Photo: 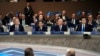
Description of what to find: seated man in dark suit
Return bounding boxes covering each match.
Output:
[34,21,47,31]
[69,13,79,28]
[19,14,26,26]
[10,17,24,32]
[76,18,93,32]
[87,14,97,27]
[51,19,67,31]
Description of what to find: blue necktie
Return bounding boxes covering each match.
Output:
[82,24,85,31]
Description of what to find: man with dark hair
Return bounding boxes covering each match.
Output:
[24,48,34,56]
[76,17,93,32]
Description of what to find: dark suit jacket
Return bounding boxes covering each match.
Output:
[87,20,97,27]
[76,24,93,32]
[68,18,79,27]
[35,25,47,31]
[19,19,26,25]
[24,6,34,25]
[60,15,69,22]
[10,24,24,32]
[0,27,4,32]
[51,25,67,31]
[24,6,33,18]
[3,16,12,25]
[0,18,6,26]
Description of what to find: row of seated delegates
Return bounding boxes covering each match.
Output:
[8,16,95,32]
[12,16,68,32]
[0,11,99,32]
[16,14,95,32]
[0,14,96,32]
[6,10,95,27]
[32,18,67,32]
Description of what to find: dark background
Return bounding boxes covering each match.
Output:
[0,0,99,18]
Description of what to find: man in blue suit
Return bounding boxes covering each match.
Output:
[76,18,93,32]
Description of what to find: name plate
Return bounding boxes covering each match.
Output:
[70,31,83,35]
[91,32,100,35]
[14,32,27,35]
[32,31,44,34]
[51,31,64,34]
[0,32,9,35]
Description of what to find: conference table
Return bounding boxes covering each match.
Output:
[0,31,100,53]
[0,31,100,35]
